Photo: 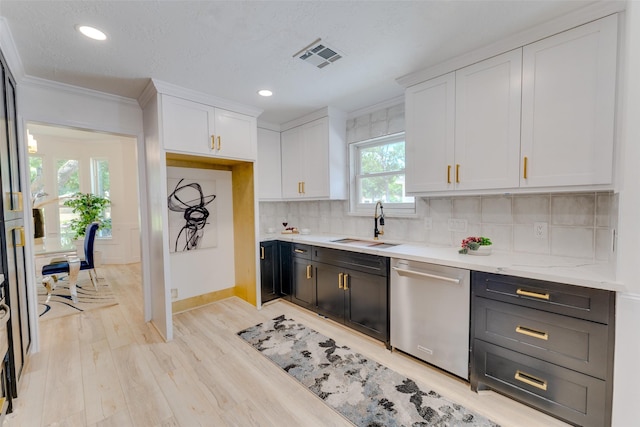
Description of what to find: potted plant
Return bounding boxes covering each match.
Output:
[63,192,111,241]
[459,236,492,255]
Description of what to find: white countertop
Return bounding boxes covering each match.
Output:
[262,233,623,292]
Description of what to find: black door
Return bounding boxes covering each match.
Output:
[315,262,346,323]
[291,257,314,309]
[344,269,388,343]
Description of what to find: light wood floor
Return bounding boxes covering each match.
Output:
[5,264,570,427]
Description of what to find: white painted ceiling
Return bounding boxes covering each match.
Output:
[1,0,597,125]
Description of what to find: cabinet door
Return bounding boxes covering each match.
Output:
[344,269,388,343]
[315,262,346,323]
[291,257,315,309]
[405,72,455,193]
[161,96,214,155]
[260,242,278,304]
[278,241,292,298]
[1,64,23,221]
[280,126,304,198]
[455,49,522,191]
[521,15,617,188]
[301,117,330,198]
[213,108,257,161]
[257,128,282,200]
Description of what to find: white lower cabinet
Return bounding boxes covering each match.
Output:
[161,95,256,161]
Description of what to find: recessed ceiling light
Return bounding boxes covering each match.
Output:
[258,89,273,97]
[76,25,107,41]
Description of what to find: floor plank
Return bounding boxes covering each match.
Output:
[5,263,570,427]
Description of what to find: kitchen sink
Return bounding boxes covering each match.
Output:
[331,238,399,249]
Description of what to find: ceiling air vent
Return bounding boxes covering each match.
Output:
[294,38,343,69]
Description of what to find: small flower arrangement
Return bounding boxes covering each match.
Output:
[459,236,492,254]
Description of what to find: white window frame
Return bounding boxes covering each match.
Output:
[349,132,415,215]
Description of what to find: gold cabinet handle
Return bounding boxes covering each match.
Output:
[217,136,221,151]
[514,370,547,391]
[516,325,549,341]
[301,181,305,194]
[260,246,265,260]
[6,192,23,211]
[447,165,451,184]
[338,272,344,289]
[455,164,460,183]
[10,226,25,248]
[294,248,305,254]
[297,182,302,194]
[210,135,215,150]
[343,274,349,290]
[516,288,550,301]
[523,156,528,179]
[306,264,312,279]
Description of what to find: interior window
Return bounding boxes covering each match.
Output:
[91,158,112,237]
[57,158,80,244]
[350,132,415,214]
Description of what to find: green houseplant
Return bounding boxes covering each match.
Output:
[63,192,111,240]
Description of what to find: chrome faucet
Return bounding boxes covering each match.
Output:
[374,201,385,240]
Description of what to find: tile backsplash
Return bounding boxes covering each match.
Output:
[259,191,617,261]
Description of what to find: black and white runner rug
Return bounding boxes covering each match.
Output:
[238,315,499,427]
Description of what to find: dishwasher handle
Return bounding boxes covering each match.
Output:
[392,266,461,284]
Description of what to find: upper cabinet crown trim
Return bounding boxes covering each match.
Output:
[396,2,624,89]
[280,106,346,132]
[139,78,263,118]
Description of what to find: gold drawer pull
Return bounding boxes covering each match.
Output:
[260,246,265,260]
[343,274,349,290]
[516,325,548,341]
[210,135,215,150]
[338,273,344,289]
[306,264,312,279]
[523,156,528,179]
[447,165,451,184]
[516,288,550,300]
[294,249,306,254]
[217,136,221,150]
[455,164,460,183]
[514,370,548,391]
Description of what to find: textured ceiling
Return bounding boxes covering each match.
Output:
[1,0,597,125]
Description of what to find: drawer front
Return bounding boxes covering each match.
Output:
[313,246,388,276]
[292,243,312,260]
[472,340,608,427]
[472,271,613,323]
[473,297,609,379]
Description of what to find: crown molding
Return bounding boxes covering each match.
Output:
[257,121,281,132]
[143,79,263,118]
[397,1,626,88]
[21,75,140,107]
[347,95,404,120]
[0,17,26,81]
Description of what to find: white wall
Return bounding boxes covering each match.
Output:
[29,129,139,264]
[611,2,640,425]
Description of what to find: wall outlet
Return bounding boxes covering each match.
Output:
[448,218,468,232]
[534,222,548,239]
[424,217,432,230]
[171,288,178,299]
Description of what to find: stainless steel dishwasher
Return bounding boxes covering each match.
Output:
[390,258,471,380]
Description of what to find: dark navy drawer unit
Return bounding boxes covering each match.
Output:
[471,271,615,427]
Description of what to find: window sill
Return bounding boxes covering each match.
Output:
[347,211,419,219]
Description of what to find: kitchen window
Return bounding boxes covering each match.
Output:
[350,132,415,214]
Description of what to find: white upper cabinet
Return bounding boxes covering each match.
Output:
[521,15,617,188]
[280,111,347,200]
[405,72,455,193]
[404,14,618,195]
[455,49,522,191]
[161,95,257,161]
[257,127,282,200]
